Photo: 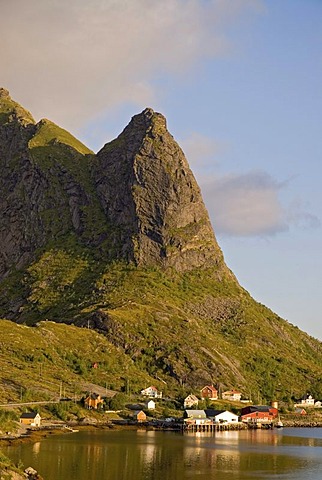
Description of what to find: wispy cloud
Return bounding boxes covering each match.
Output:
[202,171,320,237]
[181,131,320,237]
[202,171,287,236]
[0,0,263,132]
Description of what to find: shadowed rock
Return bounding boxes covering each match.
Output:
[95,108,224,271]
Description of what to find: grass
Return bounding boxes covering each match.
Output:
[0,319,159,405]
[28,118,93,155]
[3,249,322,406]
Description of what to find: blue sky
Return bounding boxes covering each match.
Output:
[1,0,321,338]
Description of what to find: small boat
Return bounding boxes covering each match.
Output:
[276,419,283,428]
[64,426,79,433]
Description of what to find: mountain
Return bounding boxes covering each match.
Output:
[1,87,322,403]
[94,107,224,271]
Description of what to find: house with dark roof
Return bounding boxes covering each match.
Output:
[133,410,147,423]
[19,412,41,427]
[294,407,307,415]
[205,409,239,424]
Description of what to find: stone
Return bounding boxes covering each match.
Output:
[95,108,225,271]
[0,87,10,98]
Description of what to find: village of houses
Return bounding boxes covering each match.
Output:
[16,382,322,434]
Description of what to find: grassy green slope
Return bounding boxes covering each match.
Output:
[0,319,155,404]
[2,241,322,405]
[29,118,93,155]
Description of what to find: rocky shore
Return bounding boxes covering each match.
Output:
[0,464,43,480]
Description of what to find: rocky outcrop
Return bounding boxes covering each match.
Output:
[24,466,43,480]
[0,90,99,282]
[0,466,43,480]
[95,108,224,271]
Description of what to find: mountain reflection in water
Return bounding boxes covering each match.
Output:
[4,428,322,480]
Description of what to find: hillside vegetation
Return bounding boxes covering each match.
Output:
[1,88,322,406]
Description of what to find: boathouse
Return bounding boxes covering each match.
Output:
[241,405,278,424]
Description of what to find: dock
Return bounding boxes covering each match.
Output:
[183,422,246,432]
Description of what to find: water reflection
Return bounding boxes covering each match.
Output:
[4,428,322,480]
[32,442,41,455]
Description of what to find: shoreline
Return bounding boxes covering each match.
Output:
[0,421,139,447]
[2,418,322,448]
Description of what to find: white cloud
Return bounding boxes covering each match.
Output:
[0,0,263,132]
[180,130,320,237]
[200,171,320,237]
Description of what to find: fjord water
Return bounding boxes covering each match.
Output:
[4,428,322,480]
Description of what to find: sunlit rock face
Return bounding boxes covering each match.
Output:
[95,107,224,271]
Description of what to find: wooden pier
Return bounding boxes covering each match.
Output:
[183,423,246,432]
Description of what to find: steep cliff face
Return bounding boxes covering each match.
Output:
[0,88,101,283]
[0,87,40,279]
[94,108,224,271]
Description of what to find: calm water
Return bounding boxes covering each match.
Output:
[4,427,322,480]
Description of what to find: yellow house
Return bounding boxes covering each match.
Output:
[19,412,41,427]
[133,410,147,423]
[84,393,104,409]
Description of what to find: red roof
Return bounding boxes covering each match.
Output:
[201,385,217,393]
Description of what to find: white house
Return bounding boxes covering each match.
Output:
[205,409,239,424]
[295,394,315,408]
[145,400,156,410]
[222,390,242,402]
[140,386,162,398]
[184,410,211,425]
[184,394,199,409]
[301,394,315,406]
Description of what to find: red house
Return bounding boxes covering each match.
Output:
[241,405,278,423]
[200,385,218,400]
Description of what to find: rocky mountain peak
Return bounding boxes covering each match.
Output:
[128,107,167,133]
[95,108,225,271]
[0,88,35,126]
[0,87,10,99]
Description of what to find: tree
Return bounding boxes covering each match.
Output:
[109,393,127,410]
